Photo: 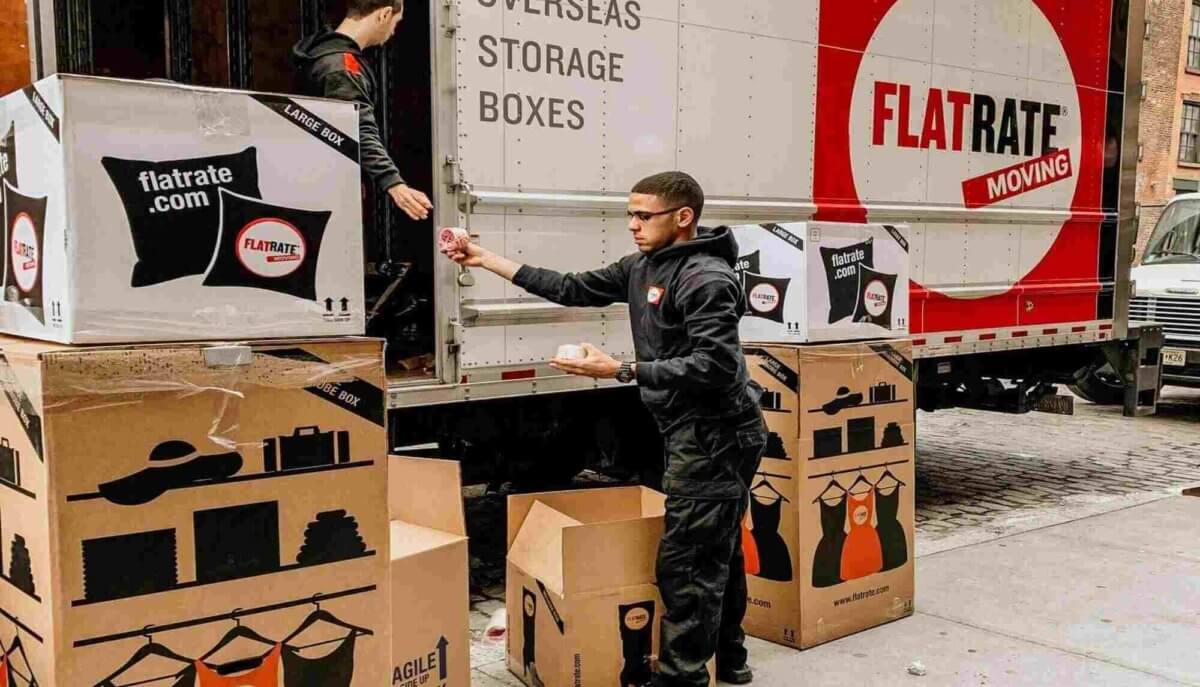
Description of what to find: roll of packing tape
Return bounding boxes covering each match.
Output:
[556,344,586,360]
[438,227,470,253]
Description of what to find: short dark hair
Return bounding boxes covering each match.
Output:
[631,171,704,225]
[348,0,404,17]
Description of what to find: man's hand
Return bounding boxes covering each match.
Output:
[443,240,487,268]
[550,343,622,379]
[389,184,433,221]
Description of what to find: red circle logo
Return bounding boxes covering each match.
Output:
[235,219,307,278]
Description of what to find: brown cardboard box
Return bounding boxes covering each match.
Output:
[505,487,716,687]
[389,456,471,687]
[742,341,916,649]
[0,335,390,685]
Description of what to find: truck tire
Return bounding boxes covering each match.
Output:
[1068,363,1125,406]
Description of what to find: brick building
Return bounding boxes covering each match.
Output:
[1136,0,1200,257]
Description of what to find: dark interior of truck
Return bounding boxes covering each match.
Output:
[65,0,438,382]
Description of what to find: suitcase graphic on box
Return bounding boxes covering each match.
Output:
[870,382,896,404]
[262,426,351,472]
[0,437,19,486]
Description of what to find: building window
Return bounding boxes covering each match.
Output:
[1192,1,1200,71]
[1181,102,1200,164]
[1174,178,1200,194]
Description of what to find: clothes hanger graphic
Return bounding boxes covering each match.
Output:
[199,611,276,662]
[875,465,906,489]
[750,473,791,503]
[283,596,374,649]
[95,627,193,686]
[848,469,874,496]
[812,478,847,504]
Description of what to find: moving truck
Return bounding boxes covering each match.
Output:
[6,0,1160,480]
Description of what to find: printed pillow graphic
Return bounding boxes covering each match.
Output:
[820,239,874,324]
[203,188,331,301]
[734,250,761,284]
[1,123,17,285]
[101,147,261,287]
[3,181,47,323]
[1,123,16,189]
[854,265,897,327]
[743,271,791,323]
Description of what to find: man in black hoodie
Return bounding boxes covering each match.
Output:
[292,0,432,221]
[444,171,767,687]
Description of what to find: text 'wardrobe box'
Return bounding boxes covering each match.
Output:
[505,487,715,687]
[389,456,471,687]
[730,222,910,344]
[0,74,365,343]
[0,335,390,685]
[742,341,916,649]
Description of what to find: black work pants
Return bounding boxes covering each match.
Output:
[655,404,767,687]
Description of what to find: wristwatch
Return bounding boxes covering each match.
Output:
[616,362,636,384]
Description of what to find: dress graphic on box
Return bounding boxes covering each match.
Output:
[812,495,847,588]
[192,644,281,686]
[522,588,537,674]
[748,497,792,582]
[282,633,356,686]
[840,491,883,581]
[741,517,760,576]
[618,601,655,687]
[875,485,908,571]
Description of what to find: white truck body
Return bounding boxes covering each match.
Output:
[394,0,1142,407]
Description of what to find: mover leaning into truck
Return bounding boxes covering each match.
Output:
[292,0,433,222]
[443,171,769,687]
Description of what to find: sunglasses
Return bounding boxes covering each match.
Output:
[626,206,686,222]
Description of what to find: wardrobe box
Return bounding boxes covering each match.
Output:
[730,222,910,344]
[0,335,390,685]
[505,487,717,687]
[741,340,916,649]
[0,74,365,343]
[389,456,470,687]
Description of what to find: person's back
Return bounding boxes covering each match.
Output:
[291,0,432,222]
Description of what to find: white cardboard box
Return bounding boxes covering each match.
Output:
[0,74,365,343]
[730,222,910,344]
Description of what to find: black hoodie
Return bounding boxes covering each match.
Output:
[513,226,754,430]
[292,29,405,191]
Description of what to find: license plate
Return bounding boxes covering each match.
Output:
[1164,348,1187,367]
[1035,394,1074,416]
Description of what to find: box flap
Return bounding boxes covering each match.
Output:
[388,456,466,535]
[506,486,658,551]
[390,520,466,560]
[507,501,582,596]
[562,516,665,594]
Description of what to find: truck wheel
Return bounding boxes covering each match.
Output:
[1068,363,1125,406]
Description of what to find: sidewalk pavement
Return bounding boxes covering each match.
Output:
[472,495,1200,686]
[747,495,1200,686]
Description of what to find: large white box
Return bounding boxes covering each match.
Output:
[730,222,910,344]
[0,75,365,343]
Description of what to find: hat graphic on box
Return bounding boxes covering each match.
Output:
[97,440,243,506]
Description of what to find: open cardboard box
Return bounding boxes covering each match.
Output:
[389,456,471,687]
[506,486,714,687]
